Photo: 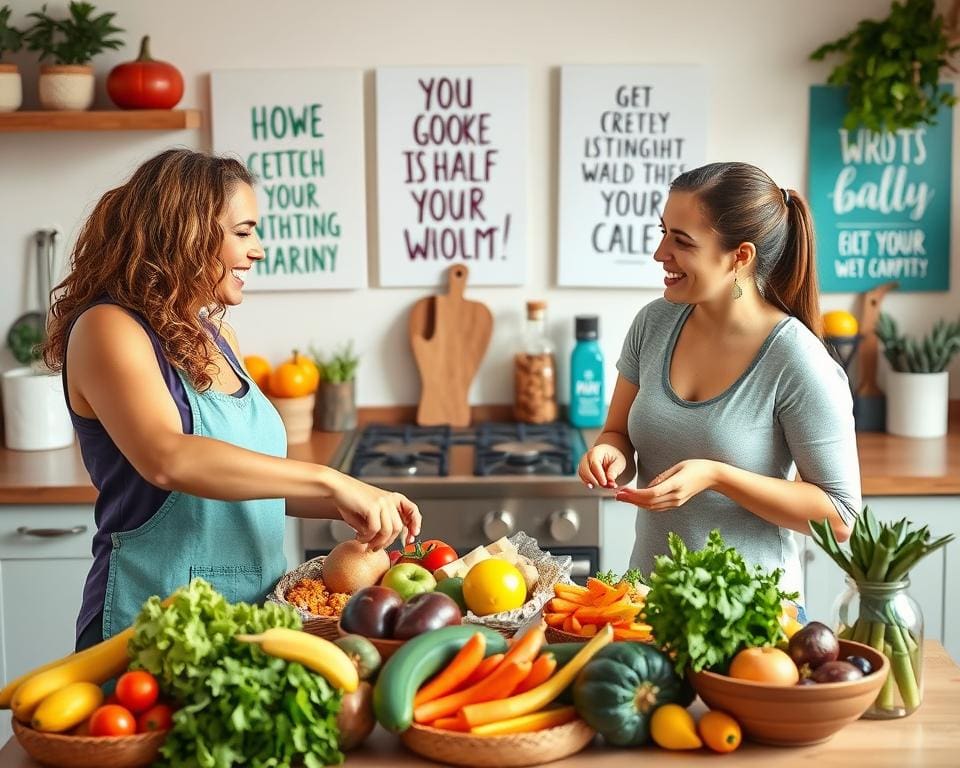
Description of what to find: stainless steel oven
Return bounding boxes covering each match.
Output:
[300,421,601,583]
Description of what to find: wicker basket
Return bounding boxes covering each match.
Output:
[400,719,596,767]
[13,718,167,768]
[545,625,588,644]
[269,556,341,640]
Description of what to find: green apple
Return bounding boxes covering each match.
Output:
[435,576,467,614]
[380,563,436,600]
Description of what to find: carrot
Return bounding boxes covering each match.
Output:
[547,598,582,613]
[578,623,597,637]
[457,653,504,689]
[414,632,486,707]
[501,622,545,666]
[431,714,470,731]
[513,653,557,694]
[585,577,614,598]
[414,660,532,724]
[554,584,593,604]
[543,612,569,628]
[596,581,630,607]
[470,706,578,736]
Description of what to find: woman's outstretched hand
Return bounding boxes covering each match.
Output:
[615,459,719,510]
[578,443,627,489]
[329,473,422,550]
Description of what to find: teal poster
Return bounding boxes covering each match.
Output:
[808,85,952,293]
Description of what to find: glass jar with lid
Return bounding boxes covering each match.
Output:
[513,300,557,423]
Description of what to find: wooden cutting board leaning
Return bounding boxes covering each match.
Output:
[408,265,493,427]
[854,281,897,432]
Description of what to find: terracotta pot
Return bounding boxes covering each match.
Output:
[39,64,95,111]
[314,380,357,432]
[0,63,22,112]
[268,393,316,445]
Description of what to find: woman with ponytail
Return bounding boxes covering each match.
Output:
[578,162,861,608]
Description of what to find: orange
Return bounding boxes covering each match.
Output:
[268,362,313,398]
[728,646,799,685]
[822,310,859,337]
[698,710,741,753]
[243,355,272,391]
[462,559,527,616]
[282,350,320,392]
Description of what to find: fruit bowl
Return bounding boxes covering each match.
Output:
[12,718,168,768]
[688,639,889,746]
[336,621,405,660]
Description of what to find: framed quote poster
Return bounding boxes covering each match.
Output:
[211,68,367,290]
[809,84,952,293]
[557,64,708,287]
[376,66,528,286]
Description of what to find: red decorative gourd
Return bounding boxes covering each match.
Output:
[107,36,184,110]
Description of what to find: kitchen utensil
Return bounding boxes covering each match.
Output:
[688,639,888,746]
[409,265,493,427]
[6,230,56,365]
[853,281,897,432]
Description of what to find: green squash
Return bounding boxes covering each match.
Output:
[572,642,694,747]
[334,634,382,682]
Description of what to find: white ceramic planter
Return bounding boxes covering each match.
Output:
[0,64,22,112]
[885,370,949,438]
[1,368,74,451]
[38,64,94,111]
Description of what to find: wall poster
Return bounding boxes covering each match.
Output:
[376,66,528,287]
[809,84,952,293]
[211,68,367,290]
[557,64,708,287]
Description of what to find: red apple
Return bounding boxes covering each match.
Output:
[380,563,436,601]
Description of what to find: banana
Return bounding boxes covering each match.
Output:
[11,627,133,723]
[31,682,104,733]
[0,651,84,709]
[236,628,359,692]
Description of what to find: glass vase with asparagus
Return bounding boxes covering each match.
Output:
[809,506,954,718]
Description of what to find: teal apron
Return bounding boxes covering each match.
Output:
[101,348,288,638]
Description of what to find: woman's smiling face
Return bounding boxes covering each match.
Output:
[654,190,740,304]
[215,182,263,306]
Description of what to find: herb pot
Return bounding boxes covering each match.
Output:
[885,370,949,438]
[268,392,315,445]
[835,578,923,718]
[314,379,356,432]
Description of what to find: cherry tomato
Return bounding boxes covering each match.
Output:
[115,670,159,714]
[421,545,458,572]
[137,703,174,733]
[401,540,458,572]
[89,704,137,737]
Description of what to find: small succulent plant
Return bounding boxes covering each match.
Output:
[876,313,960,373]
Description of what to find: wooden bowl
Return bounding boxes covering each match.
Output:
[400,719,596,767]
[336,621,405,660]
[13,718,168,768]
[688,639,889,746]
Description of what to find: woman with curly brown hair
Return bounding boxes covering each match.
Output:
[44,149,421,650]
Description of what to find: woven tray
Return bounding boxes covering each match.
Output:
[13,718,167,768]
[400,719,596,767]
[269,556,340,639]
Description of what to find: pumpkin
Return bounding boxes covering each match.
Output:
[572,642,694,747]
[107,36,184,110]
[281,350,321,392]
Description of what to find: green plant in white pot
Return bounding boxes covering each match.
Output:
[24,1,124,110]
[876,313,960,438]
[0,6,24,111]
[310,341,359,432]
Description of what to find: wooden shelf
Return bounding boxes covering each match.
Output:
[0,109,202,132]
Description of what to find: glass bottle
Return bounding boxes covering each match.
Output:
[514,300,557,423]
[834,578,923,718]
[569,315,606,428]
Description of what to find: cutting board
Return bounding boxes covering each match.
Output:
[854,281,897,431]
[409,265,493,427]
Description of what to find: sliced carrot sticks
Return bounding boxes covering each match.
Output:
[414,632,486,707]
[469,706,578,736]
[457,653,504,690]
[413,660,532,724]
[513,653,557,695]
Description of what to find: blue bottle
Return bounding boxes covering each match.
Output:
[569,315,606,428]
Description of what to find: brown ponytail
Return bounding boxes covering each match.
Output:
[671,163,824,340]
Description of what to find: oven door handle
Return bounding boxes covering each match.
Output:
[569,559,593,578]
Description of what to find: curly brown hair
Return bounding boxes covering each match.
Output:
[43,149,254,392]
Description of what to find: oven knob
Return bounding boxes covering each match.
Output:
[328,520,356,544]
[549,509,580,542]
[482,510,515,541]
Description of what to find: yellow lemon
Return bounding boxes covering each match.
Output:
[462,559,527,616]
[650,703,702,750]
[822,310,859,337]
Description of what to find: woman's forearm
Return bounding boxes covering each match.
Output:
[285,496,341,519]
[711,462,851,542]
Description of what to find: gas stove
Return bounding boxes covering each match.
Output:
[301,420,601,583]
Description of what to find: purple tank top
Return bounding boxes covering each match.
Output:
[65,300,247,638]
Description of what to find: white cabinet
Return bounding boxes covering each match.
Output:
[0,505,95,743]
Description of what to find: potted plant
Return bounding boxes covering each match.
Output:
[810,0,959,131]
[24,1,124,111]
[310,341,359,432]
[0,5,23,111]
[876,312,960,438]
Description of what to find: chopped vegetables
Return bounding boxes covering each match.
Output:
[544,579,651,641]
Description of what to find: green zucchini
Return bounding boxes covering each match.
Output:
[372,624,508,733]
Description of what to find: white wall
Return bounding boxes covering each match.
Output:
[2,0,959,404]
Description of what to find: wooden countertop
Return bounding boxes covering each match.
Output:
[1,641,957,767]
[0,404,958,505]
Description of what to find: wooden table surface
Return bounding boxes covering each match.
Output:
[1,642,958,767]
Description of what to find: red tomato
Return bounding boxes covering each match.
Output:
[89,704,137,737]
[137,703,174,733]
[115,670,159,714]
[421,545,458,572]
[106,36,184,109]
[401,540,458,572]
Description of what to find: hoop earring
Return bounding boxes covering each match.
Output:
[732,266,743,300]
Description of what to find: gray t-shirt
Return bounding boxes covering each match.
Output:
[616,298,862,601]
